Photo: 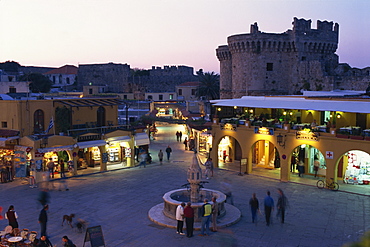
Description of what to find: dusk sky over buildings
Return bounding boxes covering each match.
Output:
[0,0,368,73]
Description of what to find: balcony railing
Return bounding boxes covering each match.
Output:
[67,124,131,138]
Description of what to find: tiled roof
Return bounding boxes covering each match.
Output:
[44,65,78,75]
[0,129,19,137]
[177,81,200,87]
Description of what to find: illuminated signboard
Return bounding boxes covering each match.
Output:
[254,127,274,135]
[221,123,236,131]
[296,130,319,141]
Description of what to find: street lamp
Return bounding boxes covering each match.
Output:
[277,134,286,148]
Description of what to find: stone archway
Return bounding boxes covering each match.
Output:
[337,150,370,185]
[250,140,279,171]
[216,135,242,169]
[290,144,326,178]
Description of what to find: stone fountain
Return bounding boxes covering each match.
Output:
[149,153,241,228]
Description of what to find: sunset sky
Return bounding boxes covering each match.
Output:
[0,0,368,73]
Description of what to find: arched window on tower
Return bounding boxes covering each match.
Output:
[34,109,45,134]
[97,106,106,127]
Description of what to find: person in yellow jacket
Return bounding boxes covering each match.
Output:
[199,199,212,236]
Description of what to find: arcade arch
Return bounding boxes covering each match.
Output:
[251,140,280,170]
[338,150,370,185]
[217,136,242,164]
[290,144,326,177]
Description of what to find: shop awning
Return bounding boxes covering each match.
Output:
[106,136,131,143]
[0,136,20,147]
[15,145,33,152]
[211,96,370,114]
[200,132,212,137]
[77,140,107,149]
[134,133,150,146]
[37,145,74,153]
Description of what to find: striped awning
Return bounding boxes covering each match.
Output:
[77,140,107,149]
[37,145,74,153]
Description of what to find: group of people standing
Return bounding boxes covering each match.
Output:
[249,189,288,226]
[175,197,219,238]
[46,158,67,179]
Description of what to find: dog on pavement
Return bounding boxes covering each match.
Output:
[62,214,75,228]
[75,218,87,233]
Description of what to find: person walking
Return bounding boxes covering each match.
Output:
[175,131,180,142]
[184,202,194,238]
[165,145,172,161]
[158,150,164,165]
[183,137,188,150]
[211,197,218,232]
[204,158,212,179]
[221,178,234,205]
[62,235,75,247]
[298,160,304,177]
[314,158,320,177]
[175,202,185,235]
[59,159,66,178]
[38,204,49,237]
[276,188,288,224]
[46,158,55,179]
[249,193,260,224]
[139,151,147,168]
[264,191,274,226]
[199,199,212,236]
[5,205,19,229]
[38,188,50,206]
[179,131,183,142]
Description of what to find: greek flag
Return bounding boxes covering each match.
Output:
[45,117,54,133]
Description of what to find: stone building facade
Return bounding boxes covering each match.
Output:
[77,63,197,96]
[142,65,198,93]
[77,62,131,93]
[216,17,370,99]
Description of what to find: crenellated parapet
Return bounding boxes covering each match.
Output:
[216,45,232,61]
[215,17,347,96]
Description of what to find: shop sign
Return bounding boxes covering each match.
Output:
[35,151,44,158]
[326,151,334,159]
[102,153,108,163]
[221,123,236,131]
[254,127,274,135]
[125,148,132,158]
[296,130,319,141]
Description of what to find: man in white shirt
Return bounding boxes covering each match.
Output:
[176,202,185,235]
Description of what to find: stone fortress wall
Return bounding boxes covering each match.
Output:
[77,63,197,94]
[216,17,370,99]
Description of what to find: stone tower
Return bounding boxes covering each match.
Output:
[216,17,340,98]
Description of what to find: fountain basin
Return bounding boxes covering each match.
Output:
[163,188,226,222]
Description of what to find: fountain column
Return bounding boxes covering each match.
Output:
[187,153,203,203]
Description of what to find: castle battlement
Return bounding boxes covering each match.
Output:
[223,17,338,55]
[215,17,348,98]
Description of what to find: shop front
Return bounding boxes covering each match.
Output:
[37,145,74,174]
[193,130,213,158]
[0,147,15,183]
[290,144,326,177]
[104,130,135,168]
[106,135,131,167]
[77,140,107,168]
[341,150,370,185]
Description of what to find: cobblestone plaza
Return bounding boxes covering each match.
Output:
[1,124,369,247]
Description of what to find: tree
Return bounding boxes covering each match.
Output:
[0,61,21,72]
[55,106,71,133]
[195,71,220,100]
[19,73,52,93]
